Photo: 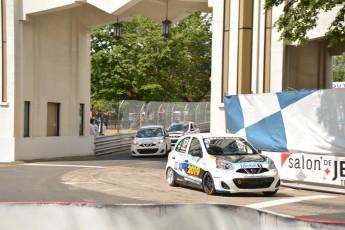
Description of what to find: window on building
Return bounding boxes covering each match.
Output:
[79,104,84,136]
[47,102,60,136]
[24,101,30,137]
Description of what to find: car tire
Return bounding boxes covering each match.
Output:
[164,144,169,156]
[166,167,178,187]
[263,189,278,196]
[202,172,216,195]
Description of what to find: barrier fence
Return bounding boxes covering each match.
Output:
[91,100,210,134]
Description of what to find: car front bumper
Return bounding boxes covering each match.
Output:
[212,169,280,194]
[131,143,167,156]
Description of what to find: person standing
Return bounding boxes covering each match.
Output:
[90,118,99,137]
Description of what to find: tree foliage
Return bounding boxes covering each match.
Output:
[333,53,345,82]
[90,12,212,107]
[264,0,345,46]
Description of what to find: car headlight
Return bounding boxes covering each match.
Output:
[158,139,165,144]
[268,158,276,169]
[216,159,235,170]
[132,140,138,145]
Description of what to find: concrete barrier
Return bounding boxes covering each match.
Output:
[0,203,343,230]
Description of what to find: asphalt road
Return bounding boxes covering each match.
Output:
[1,152,345,224]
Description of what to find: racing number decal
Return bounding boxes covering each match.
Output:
[178,162,201,177]
[187,165,200,177]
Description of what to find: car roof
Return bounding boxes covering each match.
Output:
[170,121,193,125]
[138,125,164,129]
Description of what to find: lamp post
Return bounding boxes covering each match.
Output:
[162,19,172,38]
[112,20,122,40]
[162,0,172,38]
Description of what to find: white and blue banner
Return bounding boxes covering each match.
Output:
[224,89,345,155]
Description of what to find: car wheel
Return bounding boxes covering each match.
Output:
[202,172,216,195]
[166,167,178,187]
[263,189,278,196]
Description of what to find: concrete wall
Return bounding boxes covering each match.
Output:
[210,0,285,133]
[1,4,105,162]
[209,0,226,133]
[0,203,343,230]
[13,8,94,161]
[209,1,339,133]
[283,41,333,90]
[0,0,20,162]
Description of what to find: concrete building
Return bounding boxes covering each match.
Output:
[210,1,345,132]
[0,0,343,162]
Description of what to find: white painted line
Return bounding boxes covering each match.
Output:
[62,181,102,185]
[246,195,335,209]
[21,163,105,169]
[101,189,120,192]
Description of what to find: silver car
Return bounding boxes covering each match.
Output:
[131,125,171,157]
[168,122,200,146]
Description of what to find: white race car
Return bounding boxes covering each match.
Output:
[166,133,280,195]
[131,125,171,157]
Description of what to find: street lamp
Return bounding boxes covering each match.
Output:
[162,0,172,38]
[162,18,172,38]
[112,19,122,40]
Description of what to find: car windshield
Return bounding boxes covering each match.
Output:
[136,127,164,138]
[168,123,188,132]
[203,137,256,155]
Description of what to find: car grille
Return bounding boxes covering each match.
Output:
[171,139,178,144]
[139,143,156,147]
[232,177,274,189]
[236,168,269,174]
[137,148,159,154]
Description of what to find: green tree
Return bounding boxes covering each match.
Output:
[90,12,212,107]
[333,53,345,82]
[170,13,212,102]
[264,0,345,46]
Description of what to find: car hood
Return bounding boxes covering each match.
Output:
[168,131,184,134]
[135,137,162,142]
[216,154,267,163]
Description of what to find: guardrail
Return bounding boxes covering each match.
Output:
[94,122,210,156]
[94,132,134,156]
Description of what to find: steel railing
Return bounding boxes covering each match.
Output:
[94,132,135,156]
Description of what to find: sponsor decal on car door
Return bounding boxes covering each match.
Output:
[176,158,203,184]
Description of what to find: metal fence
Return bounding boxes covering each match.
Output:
[94,100,210,133]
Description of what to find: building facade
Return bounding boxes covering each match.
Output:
[210,0,344,132]
[0,0,343,162]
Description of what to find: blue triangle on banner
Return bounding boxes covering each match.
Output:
[246,111,288,152]
[276,90,315,110]
[224,96,244,134]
